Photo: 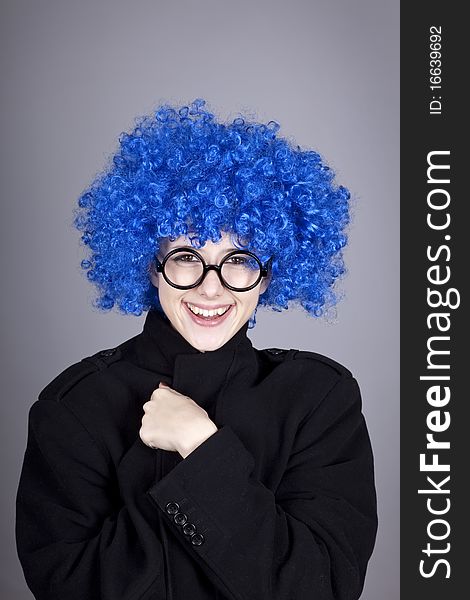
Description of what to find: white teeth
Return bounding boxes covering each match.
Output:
[186,303,231,317]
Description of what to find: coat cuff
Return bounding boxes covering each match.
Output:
[147,425,255,557]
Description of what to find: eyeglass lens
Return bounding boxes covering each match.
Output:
[163,251,261,289]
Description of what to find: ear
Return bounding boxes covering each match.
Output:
[149,261,159,289]
[259,272,272,295]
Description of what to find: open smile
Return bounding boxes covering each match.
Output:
[183,302,234,327]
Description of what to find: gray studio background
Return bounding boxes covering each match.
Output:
[1,1,399,598]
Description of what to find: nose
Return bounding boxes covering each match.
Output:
[197,268,225,298]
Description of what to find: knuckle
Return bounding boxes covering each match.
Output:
[143,399,154,412]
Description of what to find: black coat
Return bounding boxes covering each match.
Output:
[16,309,377,600]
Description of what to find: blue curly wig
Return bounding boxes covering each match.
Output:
[73,98,351,326]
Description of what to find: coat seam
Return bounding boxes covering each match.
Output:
[297,374,354,433]
[37,396,113,471]
[61,397,114,467]
[215,349,238,423]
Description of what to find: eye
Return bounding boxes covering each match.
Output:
[225,255,248,265]
[174,253,198,262]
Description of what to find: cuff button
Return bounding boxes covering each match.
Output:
[183,523,196,536]
[165,501,180,515]
[191,533,205,546]
[174,512,188,526]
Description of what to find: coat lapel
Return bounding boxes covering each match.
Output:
[134,309,258,416]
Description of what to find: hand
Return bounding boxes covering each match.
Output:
[139,382,218,458]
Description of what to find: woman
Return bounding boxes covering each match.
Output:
[16,99,377,600]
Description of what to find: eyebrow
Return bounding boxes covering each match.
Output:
[173,245,243,253]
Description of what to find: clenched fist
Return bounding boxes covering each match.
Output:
[139,381,218,458]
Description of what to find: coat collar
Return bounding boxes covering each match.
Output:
[133,309,258,412]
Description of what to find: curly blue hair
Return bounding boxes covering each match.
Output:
[73,98,351,326]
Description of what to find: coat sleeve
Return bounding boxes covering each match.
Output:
[15,397,167,600]
[148,373,378,600]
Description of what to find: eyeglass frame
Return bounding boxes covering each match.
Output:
[154,247,272,292]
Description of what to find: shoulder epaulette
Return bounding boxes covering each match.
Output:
[259,348,298,363]
[264,347,289,357]
[291,349,352,377]
[38,346,122,403]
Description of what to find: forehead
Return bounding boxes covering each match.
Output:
[160,231,245,254]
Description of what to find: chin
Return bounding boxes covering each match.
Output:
[176,303,238,352]
[188,330,230,353]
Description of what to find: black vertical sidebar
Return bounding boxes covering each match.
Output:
[401,4,466,599]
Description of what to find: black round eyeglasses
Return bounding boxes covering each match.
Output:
[154,247,271,292]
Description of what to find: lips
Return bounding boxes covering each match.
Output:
[183,302,234,327]
[186,302,232,317]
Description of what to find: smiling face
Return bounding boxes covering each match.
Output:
[149,231,271,352]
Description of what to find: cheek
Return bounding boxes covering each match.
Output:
[156,282,180,311]
[240,290,261,314]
